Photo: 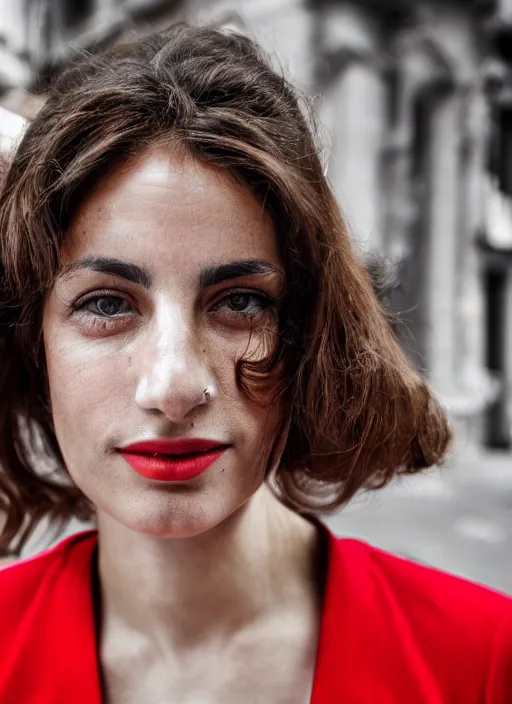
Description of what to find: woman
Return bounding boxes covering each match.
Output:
[0,23,510,704]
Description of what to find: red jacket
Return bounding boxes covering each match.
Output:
[0,529,511,703]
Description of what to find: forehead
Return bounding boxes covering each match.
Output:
[64,145,280,267]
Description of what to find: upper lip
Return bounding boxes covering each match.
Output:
[119,438,229,456]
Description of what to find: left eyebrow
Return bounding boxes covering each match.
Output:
[199,260,284,289]
[59,256,153,288]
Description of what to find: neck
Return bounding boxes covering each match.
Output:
[96,486,322,650]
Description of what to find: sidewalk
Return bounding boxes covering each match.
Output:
[325,448,512,594]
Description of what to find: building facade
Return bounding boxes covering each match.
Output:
[0,0,509,447]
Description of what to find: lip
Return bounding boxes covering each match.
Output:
[119,438,229,482]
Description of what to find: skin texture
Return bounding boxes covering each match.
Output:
[43,146,321,703]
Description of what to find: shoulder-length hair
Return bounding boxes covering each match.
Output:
[0,23,451,555]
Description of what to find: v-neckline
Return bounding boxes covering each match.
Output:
[82,525,337,704]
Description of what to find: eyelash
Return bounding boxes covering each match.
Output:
[70,289,275,330]
[69,290,135,331]
[210,291,274,318]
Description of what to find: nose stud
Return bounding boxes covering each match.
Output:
[203,387,212,404]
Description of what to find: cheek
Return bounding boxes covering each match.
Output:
[243,317,279,363]
[206,329,282,432]
[207,321,279,388]
[44,330,129,429]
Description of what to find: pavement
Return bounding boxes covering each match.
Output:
[324,447,512,595]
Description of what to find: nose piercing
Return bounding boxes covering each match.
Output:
[203,387,212,404]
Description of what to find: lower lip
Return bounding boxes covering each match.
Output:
[120,448,226,482]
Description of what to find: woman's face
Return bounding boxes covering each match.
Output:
[43,146,284,537]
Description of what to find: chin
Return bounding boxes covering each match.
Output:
[104,493,240,540]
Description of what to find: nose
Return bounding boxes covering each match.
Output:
[134,304,216,422]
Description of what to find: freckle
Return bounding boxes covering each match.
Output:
[190,422,194,428]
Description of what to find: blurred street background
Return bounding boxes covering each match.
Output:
[326,447,512,594]
[1,0,512,593]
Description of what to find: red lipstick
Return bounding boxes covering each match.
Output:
[119,438,228,482]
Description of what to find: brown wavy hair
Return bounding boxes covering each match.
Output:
[0,23,451,555]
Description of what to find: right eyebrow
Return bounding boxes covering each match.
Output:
[199,259,284,289]
[59,256,153,289]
